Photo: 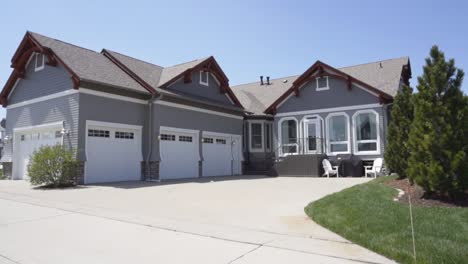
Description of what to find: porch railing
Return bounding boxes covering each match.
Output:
[277,137,326,156]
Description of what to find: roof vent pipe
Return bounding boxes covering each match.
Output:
[266,76,270,85]
[260,76,264,85]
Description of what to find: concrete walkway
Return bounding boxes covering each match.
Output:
[0,177,395,264]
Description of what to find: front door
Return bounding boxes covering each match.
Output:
[304,118,322,154]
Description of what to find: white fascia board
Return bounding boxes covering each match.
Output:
[86,120,143,130]
[7,90,78,109]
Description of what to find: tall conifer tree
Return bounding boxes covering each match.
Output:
[407,46,467,198]
[385,85,413,178]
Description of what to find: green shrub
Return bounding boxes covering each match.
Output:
[27,145,78,187]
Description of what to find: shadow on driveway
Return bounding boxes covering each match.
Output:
[87,175,273,189]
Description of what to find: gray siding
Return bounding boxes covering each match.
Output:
[167,72,233,106]
[9,57,73,104]
[77,93,148,161]
[277,77,379,113]
[3,94,79,161]
[150,103,243,161]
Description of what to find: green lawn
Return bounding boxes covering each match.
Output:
[304,177,468,264]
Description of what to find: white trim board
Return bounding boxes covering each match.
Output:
[6,90,79,109]
[6,88,148,110]
[275,103,381,117]
[155,100,244,120]
[13,121,64,132]
[87,120,143,130]
[160,126,200,135]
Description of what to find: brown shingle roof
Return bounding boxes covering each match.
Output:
[30,32,149,94]
[232,57,410,114]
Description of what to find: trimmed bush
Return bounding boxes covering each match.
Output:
[27,145,78,187]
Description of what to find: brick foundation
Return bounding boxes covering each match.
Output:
[74,161,85,185]
[2,162,12,179]
[141,161,159,181]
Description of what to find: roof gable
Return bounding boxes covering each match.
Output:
[232,58,410,115]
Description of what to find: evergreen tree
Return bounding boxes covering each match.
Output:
[407,46,467,199]
[385,85,413,178]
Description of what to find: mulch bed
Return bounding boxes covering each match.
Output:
[384,178,468,208]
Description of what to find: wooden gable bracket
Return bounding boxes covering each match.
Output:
[293,85,300,97]
[347,76,352,90]
[378,95,386,105]
[183,70,192,83]
[44,48,57,67]
[317,65,324,77]
[71,76,80,89]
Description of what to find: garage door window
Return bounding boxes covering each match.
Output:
[115,131,134,139]
[203,137,213,144]
[179,135,193,142]
[88,129,110,138]
[216,138,227,144]
[161,134,176,141]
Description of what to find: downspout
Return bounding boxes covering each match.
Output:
[145,93,162,180]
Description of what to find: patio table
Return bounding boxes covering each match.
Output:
[336,156,363,177]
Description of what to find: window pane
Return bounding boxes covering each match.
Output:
[265,124,271,149]
[356,113,377,140]
[200,72,208,83]
[358,142,377,151]
[317,77,327,88]
[331,143,347,152]
[251,123,262,149]
[281,120,297,144]
[329,115,347,142]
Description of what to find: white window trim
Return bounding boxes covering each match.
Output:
[352,109,381,155]
[199,71,209,86]
[316,76,329,91]
[249,121,264,152]
[34,53,45,72]
[301,115,325,154]
[277,117,299,156]
[325,112,351,156]
[265,122,273,152]
[275,103,381,117]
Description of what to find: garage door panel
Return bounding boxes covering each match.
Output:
[14,127,63,180]
[159,130,199,180]
[85,124,142,184]
[202,133,242,177]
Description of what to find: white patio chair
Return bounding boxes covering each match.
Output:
[364,158,383,178]
[322,159,339,178]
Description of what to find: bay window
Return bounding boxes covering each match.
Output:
[353,110,380,154]
[249,122,263,151]
[326,113,350,154]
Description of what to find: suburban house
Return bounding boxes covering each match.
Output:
[0,32,411,184]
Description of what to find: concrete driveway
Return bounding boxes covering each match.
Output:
[0,176,394,264]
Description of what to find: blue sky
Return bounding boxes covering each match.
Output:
[1,0,467,118]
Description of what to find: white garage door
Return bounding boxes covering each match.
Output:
[85,121,142,184]
[159,127,199,180]
[13,123,63,180]
[202,132,242,177]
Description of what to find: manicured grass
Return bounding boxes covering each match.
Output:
[305,177,468,264]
